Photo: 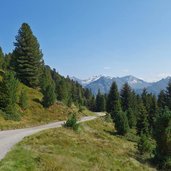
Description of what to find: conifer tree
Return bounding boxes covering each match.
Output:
[57,79,68,103]
[0,47,4,69]
[2,53,12,71]
[40,66,54,93]
[148,95,158,131]
[126,108,137,128]
[158,90,167,109]
[120,83,133,111]
[106,82,121,115]
[154,108,171,169]
[42,83,56,108]
[0,72,19,120]
[165,82,171,110]
[136,102,149,136]
[96,90,106,112]
[114,110,129,135]
[14,23,43,88]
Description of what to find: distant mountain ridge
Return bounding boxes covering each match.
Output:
[71,75,171,95]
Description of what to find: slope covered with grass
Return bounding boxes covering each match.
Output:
[0,117,156,171]
[0,83,93,130]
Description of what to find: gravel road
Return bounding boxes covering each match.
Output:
[0,115,102,161]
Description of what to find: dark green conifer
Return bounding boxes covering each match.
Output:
[14,23,43,88]
[126,108,137,128]
[0,47,4,69]
[158,90,167,109]
[114,110,129,135]
[42,83,56,108]
[0,72,19,120]
[106,82,121,115]
[120,83,132,111]
[96,90,106,112]
[154,108,171,169]
[136,102,149,136]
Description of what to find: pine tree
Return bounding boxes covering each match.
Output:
[42,83,56,108]
[158,90,167,109]
[2,53,12,71]
[0,72,19,120]
[14,23,43,88]
[57,79,68,104]
[120,83,133,111]
[165,82,171,110]
[114,110,129,135]
[148,95,158,132]
[136,102,149,136]
[154,108,171,169]
[106,81,121,115]
[96,90,106,112]
[0,47,4,69]
[40,66,54,93]
[126,108,137,128]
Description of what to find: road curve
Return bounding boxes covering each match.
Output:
[0,115,101,161]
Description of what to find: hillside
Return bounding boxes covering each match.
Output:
[0,117,156,171]
[0,83,94,130]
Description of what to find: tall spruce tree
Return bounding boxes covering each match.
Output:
[120,83,133,111]
[154,108,171,169]
[106,81,121,115]
[165,82,171,110]
[136,102,149,136]
[96,90,106,112]
[158,90,167,109]
[14,23,43,88]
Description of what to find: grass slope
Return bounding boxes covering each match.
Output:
[0,84,93,130]
[0,117,156,171]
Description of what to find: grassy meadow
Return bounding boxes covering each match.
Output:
[0,117,156,171]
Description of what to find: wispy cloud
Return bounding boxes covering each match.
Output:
[104,66,111,70]
[122,69,129,74]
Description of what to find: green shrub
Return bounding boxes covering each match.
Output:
[19,89,29,110]
[138,134,154,158]
[3,105,21,121]
[64,114,80,131]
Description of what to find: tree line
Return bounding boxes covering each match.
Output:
[95,81,171,170]
[0,23,95,120]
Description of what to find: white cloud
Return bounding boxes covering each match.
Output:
[103,66,111,70]
[122,69,129,74]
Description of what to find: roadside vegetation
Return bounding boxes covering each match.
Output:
[0,117,156,171]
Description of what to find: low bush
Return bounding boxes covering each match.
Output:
[64,114,80,131]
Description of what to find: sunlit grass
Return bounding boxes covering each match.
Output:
[0,117,156,171]
[0,84,94,130]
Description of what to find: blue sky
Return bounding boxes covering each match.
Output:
[1,0,171,82]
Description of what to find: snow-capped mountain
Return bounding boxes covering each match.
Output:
[71,75,102,86]
[71,75,171,95]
